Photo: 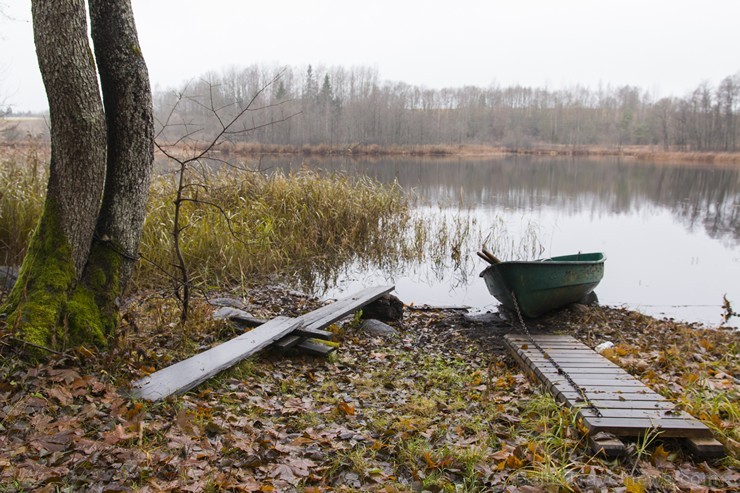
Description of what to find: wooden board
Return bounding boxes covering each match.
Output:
[293,339,336,356]
[131,317,302,401]
[273,284,394,348]
[504,334,723,453]
[297,285,395,336]
[131,285,394,401]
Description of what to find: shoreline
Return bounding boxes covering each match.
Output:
[3,140,740,166]
[210,142,740,165]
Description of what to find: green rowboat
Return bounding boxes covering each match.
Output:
[480,252,606,318]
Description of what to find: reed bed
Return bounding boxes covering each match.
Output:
[136,167,414,291]
[0,147,46,267]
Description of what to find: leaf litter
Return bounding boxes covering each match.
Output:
[0,286,738,492]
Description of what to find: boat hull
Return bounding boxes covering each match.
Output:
[480,252,605,318]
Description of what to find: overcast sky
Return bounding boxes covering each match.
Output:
[2,0,739,112]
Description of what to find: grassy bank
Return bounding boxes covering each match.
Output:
[139,166,419,292]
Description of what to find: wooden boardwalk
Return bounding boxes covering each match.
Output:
[504,334,725,458]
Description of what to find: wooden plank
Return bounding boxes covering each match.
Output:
[537,369,632,379]
[297,285,395,336]
[577,408,698,420]
[507,334,584,340]
[131,317,303,401]
[294,327,333,340]
[687,438,726,459]
[555,389,670,401]
[505,333,717,444]
[581,416,711,438]
[521,355,616,363]
[267,285,394,348]
[273,334,303,350]
[588,434,627,458]
[533,365,640,378]
[131,286,394,401]
[545,377,647,387]
[563,398,676,410]
[274,336,335,356]
[508,340,592,349]
[294,339,336,356]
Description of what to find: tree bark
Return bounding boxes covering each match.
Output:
[3,0,153,354]
[32,0,107,275]
[3,0,106,351]
[71,0,154,335]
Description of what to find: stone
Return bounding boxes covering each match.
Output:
[361,294,403,321]
[0,266,19,290]
[463,311,504,324]
[212,307,266,329]
[359,319,397,338]
[212,306,252,320]
[208,297,247,309]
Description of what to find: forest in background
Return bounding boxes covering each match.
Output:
[152,64,740,152]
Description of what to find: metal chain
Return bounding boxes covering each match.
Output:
[510,292,602,418]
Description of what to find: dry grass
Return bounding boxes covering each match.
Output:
[0,146,47,267]
[135,166,414,292]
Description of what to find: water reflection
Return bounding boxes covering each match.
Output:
[242,155,738,326]
[262,155,739,247]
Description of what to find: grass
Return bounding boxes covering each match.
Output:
[137,165,414,293]
[1,280,739,490]
[0,149,415,295]
[0,146,46,267]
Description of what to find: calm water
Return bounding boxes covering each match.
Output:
[265,155,739,327]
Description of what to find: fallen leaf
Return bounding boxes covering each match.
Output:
[624,476,646,493]
[337,401,355,416]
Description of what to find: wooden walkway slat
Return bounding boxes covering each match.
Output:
[131,285,394,401]
[504,334,724,456]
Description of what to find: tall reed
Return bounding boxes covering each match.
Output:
[0,147,46,267]
[136,167,413,291]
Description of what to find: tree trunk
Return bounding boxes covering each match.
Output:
[3,0,106,351]
[3,0,153,355]
[70,0,154,337]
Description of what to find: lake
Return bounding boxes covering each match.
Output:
[263,155,739,328]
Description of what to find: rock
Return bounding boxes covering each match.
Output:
[463,311,504,324]
[0,266,19,290]
[578,291,599,306]
[359,319,397,338]
[208,297,247,309]
[361,294,404,321]
[212,307,267,329]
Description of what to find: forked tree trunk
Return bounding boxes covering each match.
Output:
[3,0,153,354]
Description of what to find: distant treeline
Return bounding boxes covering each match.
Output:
[154,64,740,152]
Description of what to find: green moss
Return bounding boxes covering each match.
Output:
[65,286,106,347]
[68,239,124,344]
[1,202,125,354]
[1,199,76,353]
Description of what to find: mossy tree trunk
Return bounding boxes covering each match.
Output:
[2,0,153,355]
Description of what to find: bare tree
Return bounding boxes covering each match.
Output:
[154,75,298,323]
